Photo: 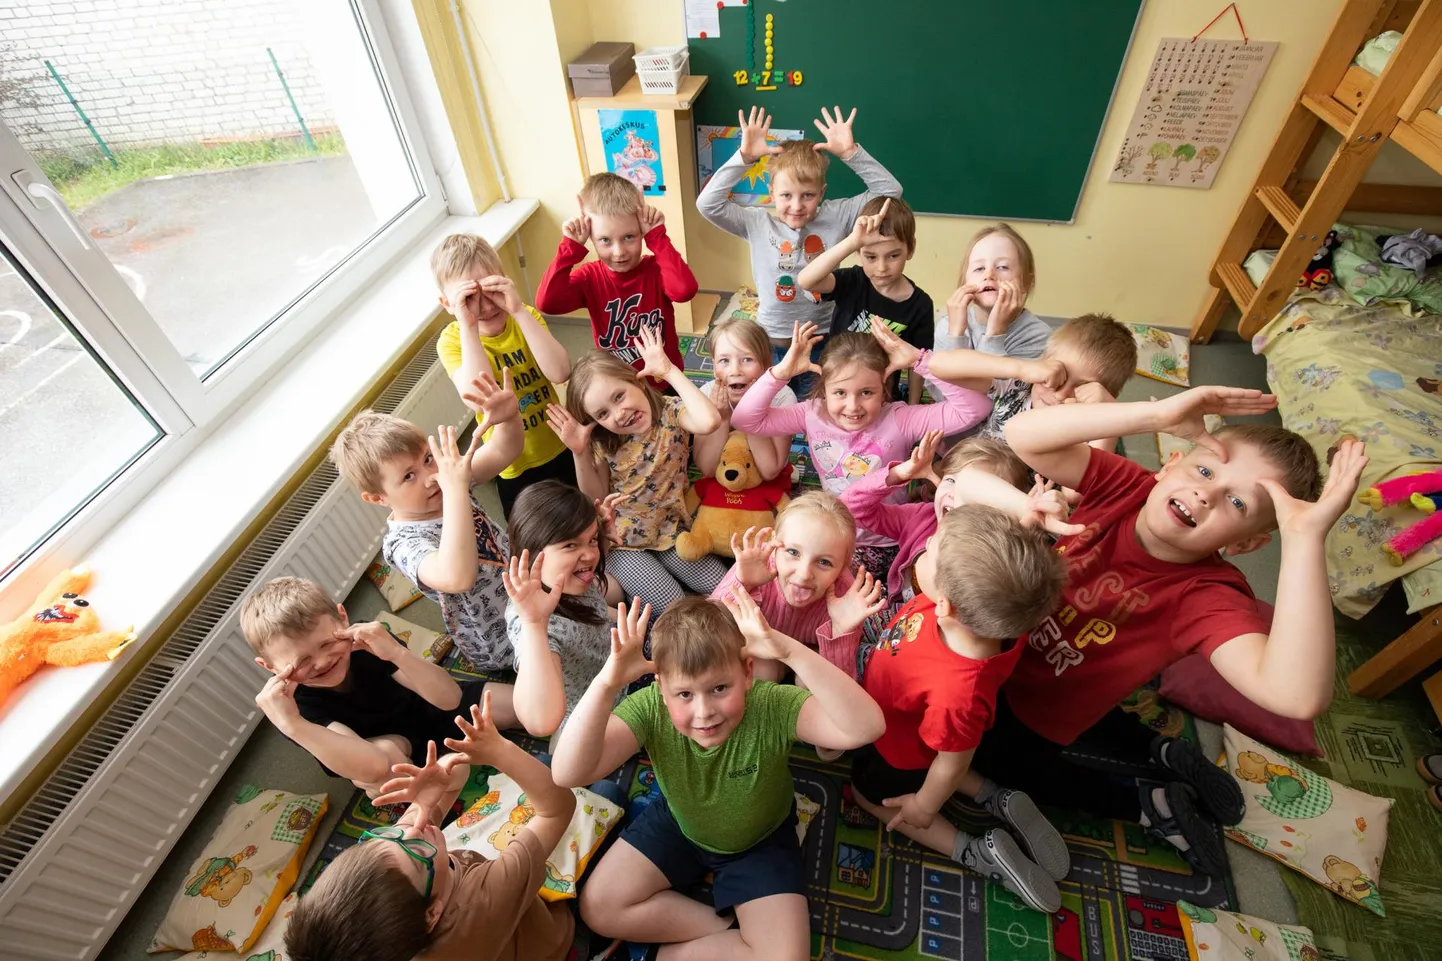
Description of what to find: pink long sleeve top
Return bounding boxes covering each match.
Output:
[840,465,936,600]
[730,350,991,546]
[712,557,860,677]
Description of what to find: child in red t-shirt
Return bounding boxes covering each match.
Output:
[853,504,1070,915]
[996,386,1368,876]
[535,172,695,391]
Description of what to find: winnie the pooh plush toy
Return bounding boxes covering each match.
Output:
[675,431,793,562]
[0,567,136,706]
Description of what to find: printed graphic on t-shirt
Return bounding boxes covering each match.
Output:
[1026,563,1149,678]
[844,310,902,335]
[771,235,824,305]
[474,506,506,567]
[811,438,885,485]
[495,344,557,433]
[597,295,664,365]
[980,377,1032,439]
[875,610,925,656]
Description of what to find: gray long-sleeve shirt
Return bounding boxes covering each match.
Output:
[697,145,902,339]
[931,306,1053,439]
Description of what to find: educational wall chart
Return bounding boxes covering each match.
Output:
[696,123,805,206]
[599,109,665,195]
[1109,38,1277,189]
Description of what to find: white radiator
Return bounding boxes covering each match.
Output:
[0,350,469,961]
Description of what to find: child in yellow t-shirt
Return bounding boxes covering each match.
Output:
[433,233,575,517]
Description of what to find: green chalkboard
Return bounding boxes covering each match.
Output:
[688,0,1144,221]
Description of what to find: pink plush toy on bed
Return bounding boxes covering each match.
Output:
[1357,468,1442,565]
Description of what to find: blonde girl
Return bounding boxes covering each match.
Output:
[936,223,1050,359]
[545,325,726,615]
[693,315,796,481]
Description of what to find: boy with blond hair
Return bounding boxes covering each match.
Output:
[432,232,574,517]
[284,692,576,961]
[997,389,1368,875]
[332,385,522,698]
[536,171,694,390]
[798,196,934,400]
[852,505,1071,915]
[552,595,884,961]
[698,106,902,353]
[241,576,480,795]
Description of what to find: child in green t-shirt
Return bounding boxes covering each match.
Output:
[432,232,576,518]
[551,593,884,960]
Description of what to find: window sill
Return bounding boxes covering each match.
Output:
[0,201,539,805]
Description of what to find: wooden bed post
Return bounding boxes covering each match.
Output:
[1348,605,1442,699]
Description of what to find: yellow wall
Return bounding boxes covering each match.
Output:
[438,0,1442,332]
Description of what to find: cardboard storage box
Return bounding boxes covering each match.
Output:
[568,41,635,97]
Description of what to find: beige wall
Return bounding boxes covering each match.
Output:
[442,0,1442,332]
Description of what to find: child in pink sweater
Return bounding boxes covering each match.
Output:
[711,492,886,682]
[732,319,990,575]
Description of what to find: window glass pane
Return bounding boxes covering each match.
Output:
[0,244,161,573]
[0,1,422,378]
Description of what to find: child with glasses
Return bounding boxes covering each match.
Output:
[284,691,577,961]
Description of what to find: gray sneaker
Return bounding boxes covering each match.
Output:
[985,789,1070,881]
[961,829,1061,915]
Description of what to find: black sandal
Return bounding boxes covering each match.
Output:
[1153,736,1245,825]
[1141,781,1228,877]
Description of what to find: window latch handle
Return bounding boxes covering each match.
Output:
[9,170,93,250]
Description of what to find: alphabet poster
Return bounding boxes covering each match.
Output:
[599,109,665,195]
[1109,38,1277,189]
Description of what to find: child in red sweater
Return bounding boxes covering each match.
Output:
[536,172,696,390]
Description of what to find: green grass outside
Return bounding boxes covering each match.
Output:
[35,132,347,210]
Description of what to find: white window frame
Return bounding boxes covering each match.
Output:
[0,0,449,591]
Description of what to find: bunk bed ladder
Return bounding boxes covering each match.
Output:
[1192,0,1442,343]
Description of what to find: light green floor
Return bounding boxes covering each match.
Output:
[102,316,1303,958]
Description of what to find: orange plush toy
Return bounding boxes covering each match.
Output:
[0,567,136,706]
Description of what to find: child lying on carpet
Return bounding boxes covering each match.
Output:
[551,594,884,961]
[285,692,577,961]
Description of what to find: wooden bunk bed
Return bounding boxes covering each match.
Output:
[1191,0,1442,720]
[1191,0,1442,344]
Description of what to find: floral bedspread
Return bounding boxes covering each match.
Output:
[1253,288,1442,618]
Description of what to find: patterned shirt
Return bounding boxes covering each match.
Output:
[600,395,692,551]
[383,494,512,671]
[505,584,613,726]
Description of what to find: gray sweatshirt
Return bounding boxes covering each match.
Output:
[932,306,1053,439]
[697,146,902,339]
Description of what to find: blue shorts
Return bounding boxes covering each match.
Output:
[620,795,805,912]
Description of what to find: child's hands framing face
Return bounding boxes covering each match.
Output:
[772,321,824,381]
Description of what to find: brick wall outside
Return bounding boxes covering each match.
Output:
[0,0,336,157]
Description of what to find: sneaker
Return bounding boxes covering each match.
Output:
[1152,736,1245,825]
[985,789,1070,881]
[960,829,1061,914]
[1140,781,1228,877]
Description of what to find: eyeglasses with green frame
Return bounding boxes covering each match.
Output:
[360,825,437,900]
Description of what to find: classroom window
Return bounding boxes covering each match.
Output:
[0,0,445,578]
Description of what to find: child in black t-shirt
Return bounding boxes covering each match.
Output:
[797,195,934,400]
[240,576,480,795]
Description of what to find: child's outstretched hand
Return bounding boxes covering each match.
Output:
[430,423,481,497]
[443,690,505,766]
[373,740,462,808]
[1153,387,1278,461]
[772,321,824,381]
[638,201,664,234]
[1022,478,1085,537]
[595,493,625,548]
[600,601,655,688]
[545,403,595,454]
[503,549,563,626]
[945,285,979,337]
[985,280,1027,337]
[890,430,944,485]
[633,323,673,381]
[869,316,921,377]
[813,105,859,160]
[1261,437,1368,543]
[464,368,520,432]
[722,588,791,662]
[480,275,525,316]
[738,106,783,164]
[729,525,778,589]
[563,199,592,245]
[850,198,891,247]
[827,566,887,637]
